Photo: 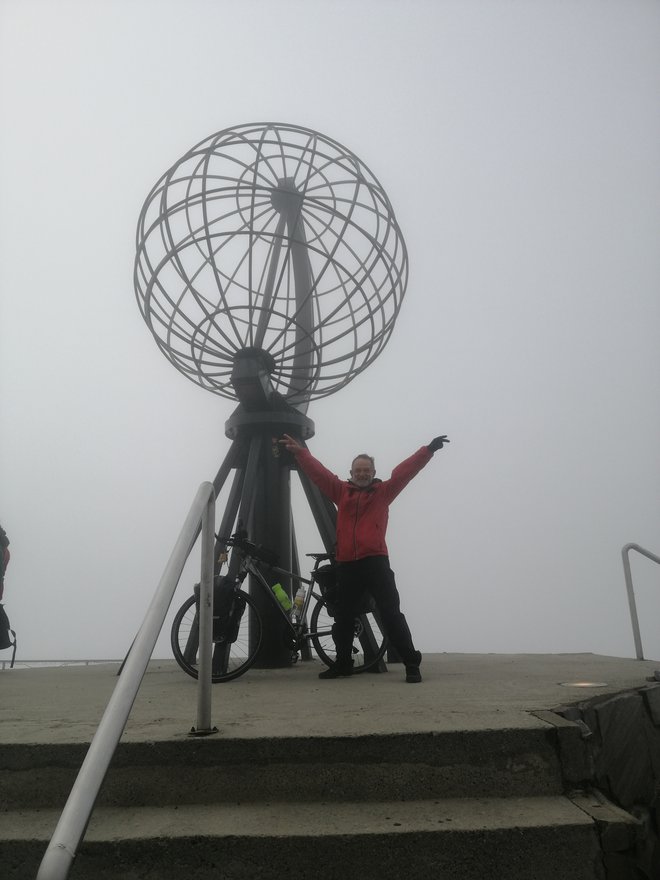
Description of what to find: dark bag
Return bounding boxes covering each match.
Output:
[314,564,340,616]
[213,576,246,643]
[0,527,8,582]
[0,605,14,650]
[314,564,375,618]
[194,576,246,643]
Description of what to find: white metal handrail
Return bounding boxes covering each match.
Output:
[37,482,216,880]
[622,542,660,661]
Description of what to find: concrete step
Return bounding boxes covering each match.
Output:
[3,659,650,877]
[4,793,634,880]
[0,725,579,811]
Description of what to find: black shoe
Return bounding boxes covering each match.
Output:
[318,663,353,679]
[405,650,422,684]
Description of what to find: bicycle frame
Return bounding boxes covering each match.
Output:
[226,549,330,649]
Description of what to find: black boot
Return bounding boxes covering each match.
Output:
[318,661,353,679]
[405,650,422,683]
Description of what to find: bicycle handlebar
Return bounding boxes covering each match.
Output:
[217,534,280,567]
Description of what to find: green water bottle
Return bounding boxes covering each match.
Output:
[271,582,292,611]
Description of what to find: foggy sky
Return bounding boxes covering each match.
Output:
[1,0,659,663]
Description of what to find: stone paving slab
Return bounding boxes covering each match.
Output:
[1,653,658,744]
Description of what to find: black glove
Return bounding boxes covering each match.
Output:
[428,435,449,453]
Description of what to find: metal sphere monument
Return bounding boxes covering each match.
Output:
[134,122,409,666]
[135,122,408,406]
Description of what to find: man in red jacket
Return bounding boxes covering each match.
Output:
[280,434,449,683]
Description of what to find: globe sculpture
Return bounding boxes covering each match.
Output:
[134,122,408,667]
[135,122,407,406]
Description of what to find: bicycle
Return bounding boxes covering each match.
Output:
[170,532,388,682]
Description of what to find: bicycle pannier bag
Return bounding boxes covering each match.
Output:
[315,565,340,617]
[193,577,246,643]
[212,576,246,643]
[315,564,375,617]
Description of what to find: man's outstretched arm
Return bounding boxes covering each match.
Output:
[385,434,450,501]
[279,434,343,504]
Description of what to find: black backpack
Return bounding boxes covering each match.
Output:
[0,605,12,648]
[0,527,9,580]
[0,604,15,657]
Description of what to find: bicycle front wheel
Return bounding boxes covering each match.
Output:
[170,591,262,683]
[309,596,388,672]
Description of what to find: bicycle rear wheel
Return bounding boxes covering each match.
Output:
[170,590,262,683]
[309,596,388,672]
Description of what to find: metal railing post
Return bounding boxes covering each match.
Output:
[621,542,660,662]
[194,491,216,734]
[37,482,216,880]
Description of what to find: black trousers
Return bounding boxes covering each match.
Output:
[333,555,417,666]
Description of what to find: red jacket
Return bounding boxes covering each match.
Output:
[294,446,433,562]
